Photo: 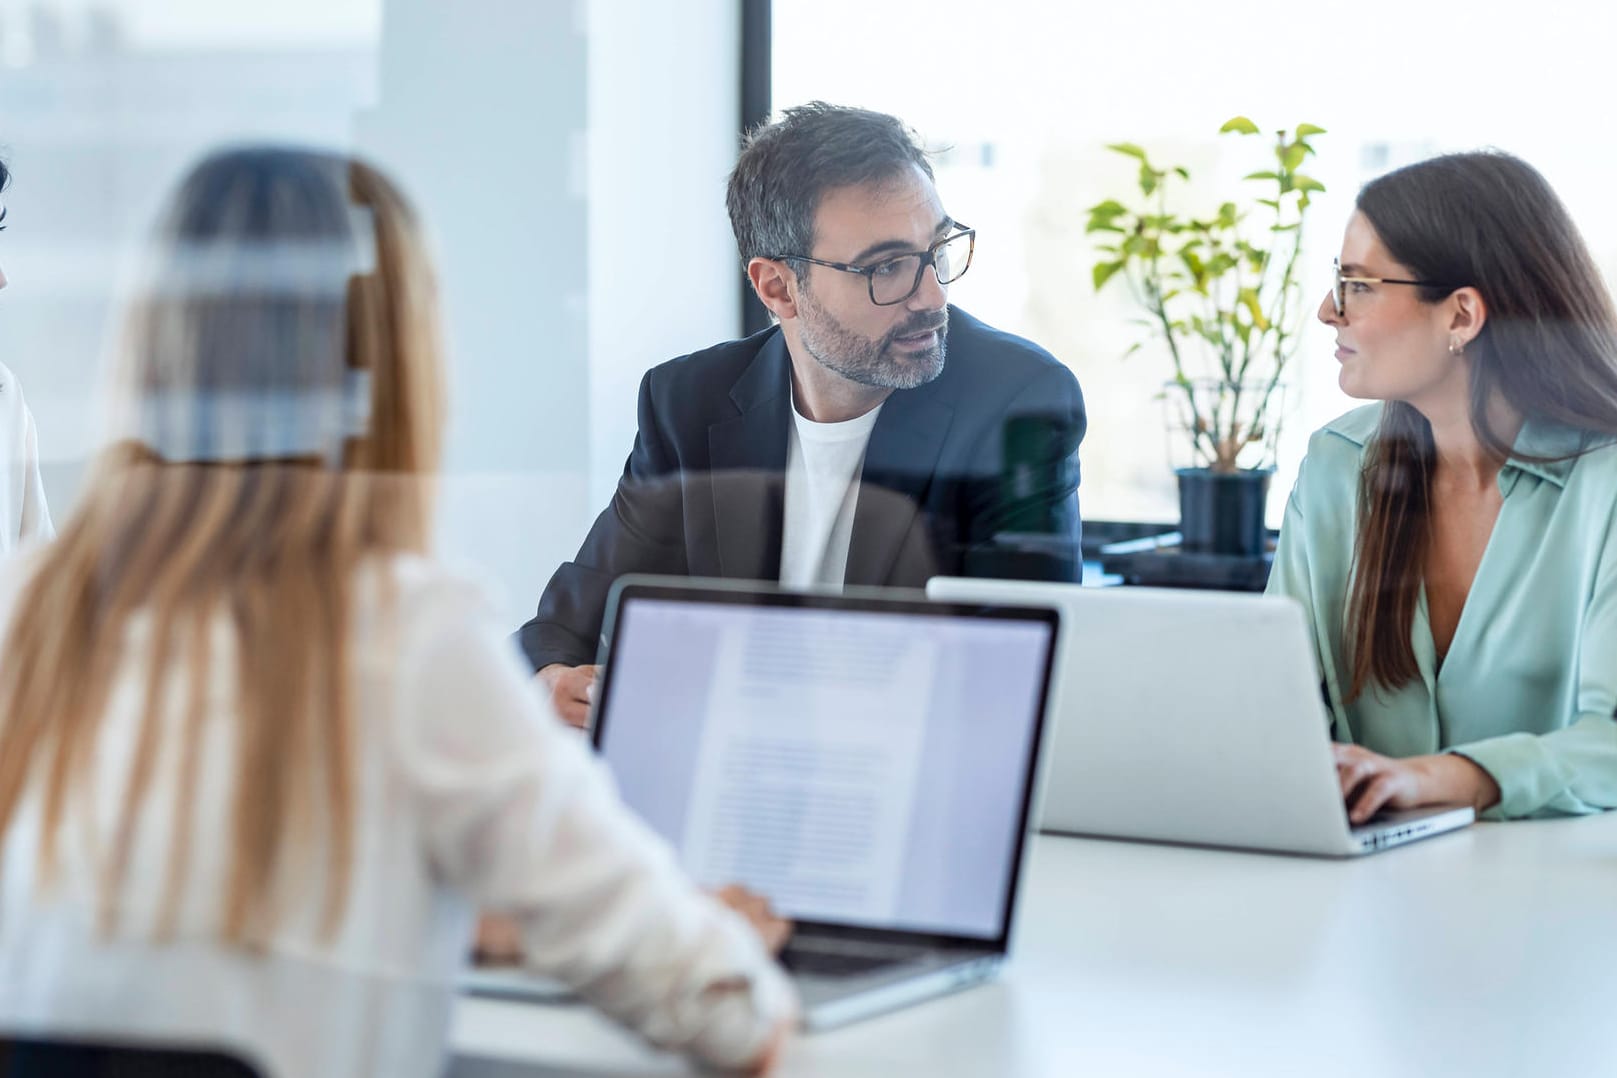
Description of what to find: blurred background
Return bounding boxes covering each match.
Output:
[1,0,1610,622]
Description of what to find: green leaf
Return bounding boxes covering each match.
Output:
[1220,116,1260,135]
[1122,341,1145,360]
[1173,166,1191,180]
[1088,199,1128,216]
[1295,123,1327,138]
[1086,207,1130,232]
[1179,249,1207,287]
[1292,174,1326,193]
[1106,142,1149,161]
[1216,202,1239,228]
[1138,162,1159,196]
[1244,171,1281,182]
[1092,260,1126,291]
[1280,142,1307,171]
[1238,287,1271,331]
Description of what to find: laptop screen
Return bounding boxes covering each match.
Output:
[593,587,1055,943]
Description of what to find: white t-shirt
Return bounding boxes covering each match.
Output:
[778,397,883,590]
[0,362,53,551]
[0,552,793,1077]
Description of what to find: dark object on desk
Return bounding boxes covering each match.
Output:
[1002,414,1077,535]
[0,1036,264,1077]
[1102,546,1274,591]
[1175,467,1273,556]
[1087,521,1276,592]
[1080,519,1178,558]
[983,413,1084,582]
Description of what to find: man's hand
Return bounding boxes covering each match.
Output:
[1333,743,1501,825]
[535,663,598,729]
[713,884,792,956]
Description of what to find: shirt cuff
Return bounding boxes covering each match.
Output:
[1446,732,1558,820]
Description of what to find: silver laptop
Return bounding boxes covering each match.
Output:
[925,578,1473,857]
[578,576,1059,1030]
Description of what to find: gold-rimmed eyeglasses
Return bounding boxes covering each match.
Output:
[1331,256,1459,316]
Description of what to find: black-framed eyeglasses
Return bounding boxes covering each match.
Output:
[770,226,975,306]
[1331,256,1458,316]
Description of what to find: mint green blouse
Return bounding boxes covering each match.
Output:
[1267,403,1617,819]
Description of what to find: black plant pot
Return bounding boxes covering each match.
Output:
[1176,467,1272,556]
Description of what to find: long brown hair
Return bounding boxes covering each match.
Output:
[1346,152,1617,699]
[0,147,445,945]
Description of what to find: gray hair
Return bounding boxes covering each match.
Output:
[726,102,934,272]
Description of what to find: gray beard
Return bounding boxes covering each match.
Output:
[797,295,948,391]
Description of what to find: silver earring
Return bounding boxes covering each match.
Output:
[1449,336,1463,355]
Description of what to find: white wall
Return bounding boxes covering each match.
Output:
[585,0,742,509]
[366,0,746,628]
[358,0,591,630]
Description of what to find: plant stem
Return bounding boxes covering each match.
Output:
[1247,179,1306,452]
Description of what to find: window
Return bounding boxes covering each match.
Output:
[773,0,1617,524]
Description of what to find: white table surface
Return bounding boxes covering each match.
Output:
[450,814,1617,1077]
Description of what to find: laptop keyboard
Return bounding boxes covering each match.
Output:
[780,946,922,978]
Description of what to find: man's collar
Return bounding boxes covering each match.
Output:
[728,329,792,414]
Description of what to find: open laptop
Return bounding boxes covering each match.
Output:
[571,576,1059,1030]
[925,578,1473,857]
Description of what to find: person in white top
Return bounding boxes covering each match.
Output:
[0,157,55,550]
[0,146,795,1077]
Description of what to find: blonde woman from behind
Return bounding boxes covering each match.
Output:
[0,147,794,1077]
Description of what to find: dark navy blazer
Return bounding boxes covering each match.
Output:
[517,305,1086,670]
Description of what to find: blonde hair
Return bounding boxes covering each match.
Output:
[0,148,445,946]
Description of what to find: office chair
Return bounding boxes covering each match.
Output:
[0,1035,266,1077]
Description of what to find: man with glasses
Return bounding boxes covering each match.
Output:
[519,103,1086,726]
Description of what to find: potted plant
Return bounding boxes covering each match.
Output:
[1086,117,1325,556]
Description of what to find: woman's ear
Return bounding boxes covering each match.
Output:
[747,258,800,322]
[1448,286,1488,348]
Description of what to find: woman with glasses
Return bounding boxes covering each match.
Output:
[1268,150,1617,822]
[0,147,794,1077]
[0,157,56,551]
